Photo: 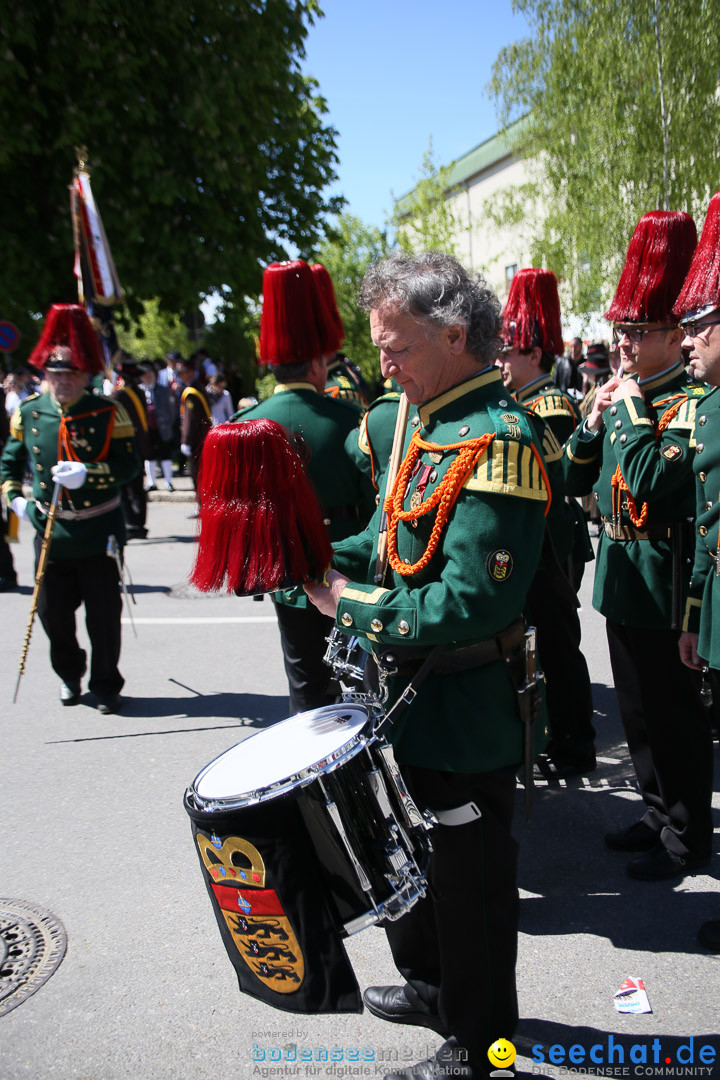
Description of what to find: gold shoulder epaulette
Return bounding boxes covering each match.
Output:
[112,402,136,439]
[541,425,563,463]
[464,438,548,502]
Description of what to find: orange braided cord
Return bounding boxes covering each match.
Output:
[611,393,688,528]
[385,431,495,576]
[530,443,552,516]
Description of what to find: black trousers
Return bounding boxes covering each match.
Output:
[528,554,595,759]
[272,599,337,715]
[385,764,519,1070]
[606,620,713,859]
[35,537,124,695]
[0,500,16,581]
[120,472,147,532]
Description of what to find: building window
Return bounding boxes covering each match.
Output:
[505,264,518,288]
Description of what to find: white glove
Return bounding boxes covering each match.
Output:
[10,496,28,520]
[181,444,192,457]
[51,461,88,490]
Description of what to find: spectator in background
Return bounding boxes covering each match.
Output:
[206,373,234,425]
[4,371,31,414]
[139,362,176,492]
[555,335,585,397]
[194,348,217,379]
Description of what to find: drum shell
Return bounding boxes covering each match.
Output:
[184,789,362,1014]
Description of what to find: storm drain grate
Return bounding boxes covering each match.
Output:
[0,899,67,1016]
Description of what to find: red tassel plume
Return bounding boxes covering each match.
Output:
[311,263,345,353]
[28,304,104,374]
[674,191,720,319]
[502,268,564,355]
[259,260,337,367]
[190,419,333,595]
[605,210,697,324]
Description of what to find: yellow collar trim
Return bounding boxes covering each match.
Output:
[638,361,684,394]
[273,382,318,394]
[517,375,554,403]
[419,368,500,426]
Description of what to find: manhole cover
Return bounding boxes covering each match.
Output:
[0,899,67,1016]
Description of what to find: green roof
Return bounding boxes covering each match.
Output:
[395,115,530,216]
[445,115,529,189]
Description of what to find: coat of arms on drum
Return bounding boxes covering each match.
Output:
[196,832,305,992]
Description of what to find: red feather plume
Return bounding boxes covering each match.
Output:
[311,263,345,353]
[674,191,720,319]
[605,210,697,324]
[28,303,104,374]
[502,268,563,355]
[190,420,333,595]
[259,260,337,367]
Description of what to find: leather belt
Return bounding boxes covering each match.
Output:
[601,518,672,542]
[36,494,121,521]
[375,617,526,677]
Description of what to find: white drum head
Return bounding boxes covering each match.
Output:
[192,704,370,805]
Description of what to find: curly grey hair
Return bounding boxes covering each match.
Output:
[358,251,502,365]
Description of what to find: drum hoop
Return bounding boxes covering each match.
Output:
[187,727,374,814]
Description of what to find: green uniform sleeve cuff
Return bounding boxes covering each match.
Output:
[336,583,417,644]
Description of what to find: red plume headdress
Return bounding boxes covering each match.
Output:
[28,304,104,374]
[311,263,344,353]
[190,419,333,595]
[502,268,564,355]
[605,211,697,324]
[259,260,336,367]
[674,192,720,321]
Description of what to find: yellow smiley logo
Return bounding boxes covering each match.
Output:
[488,1039,517,1069]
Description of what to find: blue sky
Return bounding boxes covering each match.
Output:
[302,0,531,230]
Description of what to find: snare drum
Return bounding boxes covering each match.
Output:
[185,703,430,937]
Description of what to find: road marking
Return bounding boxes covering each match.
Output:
[121,616,277,624]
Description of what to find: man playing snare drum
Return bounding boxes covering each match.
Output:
[305,252,550,1080]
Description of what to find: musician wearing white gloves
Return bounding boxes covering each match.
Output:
[1,305,140,713]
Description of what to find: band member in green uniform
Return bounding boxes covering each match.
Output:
[306,252,550,1080]
[236,260,368,714]
[112,355,152,539]
[177,356,212,495]
[311,263,373,411]
[1,304,140,713]
[563,210,714,880]
[500,268,596,779]
[675,190,720,948]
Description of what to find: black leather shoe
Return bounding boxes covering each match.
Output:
[605,820,658,852]
[60,680,81,706]
[384,1041,475,1080]
[363,985,447,1036]
[626,845,711,881]
[95,693,122,715]
[0,575,18,592]
[534,752,596,780]
[698,919,720,951]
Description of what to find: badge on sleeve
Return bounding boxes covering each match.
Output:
[487,549,514,582]
[661,444,683,462]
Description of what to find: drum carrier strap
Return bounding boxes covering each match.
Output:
[373,617,543,821]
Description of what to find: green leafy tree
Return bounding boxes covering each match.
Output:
[489,0,720,318]
[116,298,188,361]
[391,141,460,258]
[0,0,341,347]
[313,213,391,390]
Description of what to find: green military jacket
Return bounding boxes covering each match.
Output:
[234,382,369,607]
[684,385,720,668]
[516,374,592,566]
[324,355,371,412]
[345,390,418,495]
[1,389,141,558]
[563,362,706,628]
[332,367,549,774]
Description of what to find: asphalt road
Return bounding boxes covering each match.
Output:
[1,491,719,1080]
